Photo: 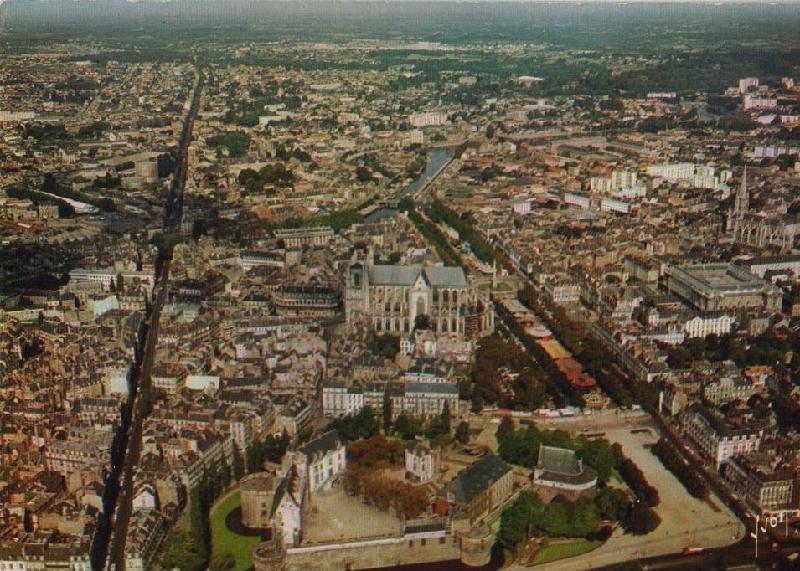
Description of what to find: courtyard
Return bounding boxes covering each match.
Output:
[303,483,404,544]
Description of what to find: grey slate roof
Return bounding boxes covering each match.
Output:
[298,429,343,460]
[445,454,511,505]
[535,444,597,486]
[368,264,468,288]
[536,445,582,475]
[406,382,459,395]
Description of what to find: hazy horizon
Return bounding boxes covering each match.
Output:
[4,0,800,30]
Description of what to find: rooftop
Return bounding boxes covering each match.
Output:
[669,263,772,294]
[444,454,511,505]
[368,264,468,288]
[298,429,343,460]
[535,444,598,486]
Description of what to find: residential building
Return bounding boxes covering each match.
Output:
[439,454,514,524]
[725,453,800,517]
[680,404,765,467]
[296,430,347,494]
[409,111,448,128]
[321,382,364,418]
[274,226,334,248]
[405,441,438,484]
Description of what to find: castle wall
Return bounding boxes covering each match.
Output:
[284,531,462,571]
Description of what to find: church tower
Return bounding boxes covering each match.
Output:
[729,166,749,237]
[734,166,749,215]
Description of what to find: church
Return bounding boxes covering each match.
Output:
[345,260,494,338]
[728,167,797,252]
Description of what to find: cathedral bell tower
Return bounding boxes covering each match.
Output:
[729,166,748,237]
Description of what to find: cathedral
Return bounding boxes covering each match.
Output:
[729,166,797,252]
[345,260,494,338]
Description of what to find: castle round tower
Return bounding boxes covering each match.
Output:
[252,530,286,571]
[459,523,494,567]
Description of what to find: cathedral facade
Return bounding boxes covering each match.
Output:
[345,261,494,338]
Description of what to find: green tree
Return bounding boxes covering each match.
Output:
[367,334,400,358]
[414,314,432,330]
[232,445,245,481]
[383,392,393,435]
[207,131,250,158]
[220,456,231,489]
[594,488,627,521]
[159,528,206,571]
[264,432,289,463]
[329,406,380,442]
[357,406,379,440]
[356,165,373,182]
[622,501,661,535]
[570,497,600,536]
[455,421,470,444]
[393,413,419,440]
[577,439,616,483]
[542,499,570,536]
[245,440,261,474]
[497,415,515,443]
[188,488,209,565]
[471,394,484,413]
[498,491,543,551]
[441,401,451,434]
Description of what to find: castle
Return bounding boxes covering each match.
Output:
[246,441,507,571]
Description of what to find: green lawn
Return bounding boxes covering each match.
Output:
[210,490,261,571]
[531,539,602,566]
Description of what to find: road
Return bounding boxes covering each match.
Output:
[98,67,203,571]
[606,535,800,571]
[105,264,169,570]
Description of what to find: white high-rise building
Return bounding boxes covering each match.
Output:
[739,77,759,94]
[409,111,448,128]
[590,170,639,194]
[647,162,696,181]
[743,95,777,111]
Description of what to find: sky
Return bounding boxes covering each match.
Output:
[2,0,800,33]
[2,0,800,4]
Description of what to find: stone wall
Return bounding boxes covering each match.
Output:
[284,531,461,571]
[254,527,495,571]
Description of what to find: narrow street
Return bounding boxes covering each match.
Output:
[99,68,203,571]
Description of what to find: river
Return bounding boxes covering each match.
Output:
[365,147,453,222]
[396,147,453,199]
